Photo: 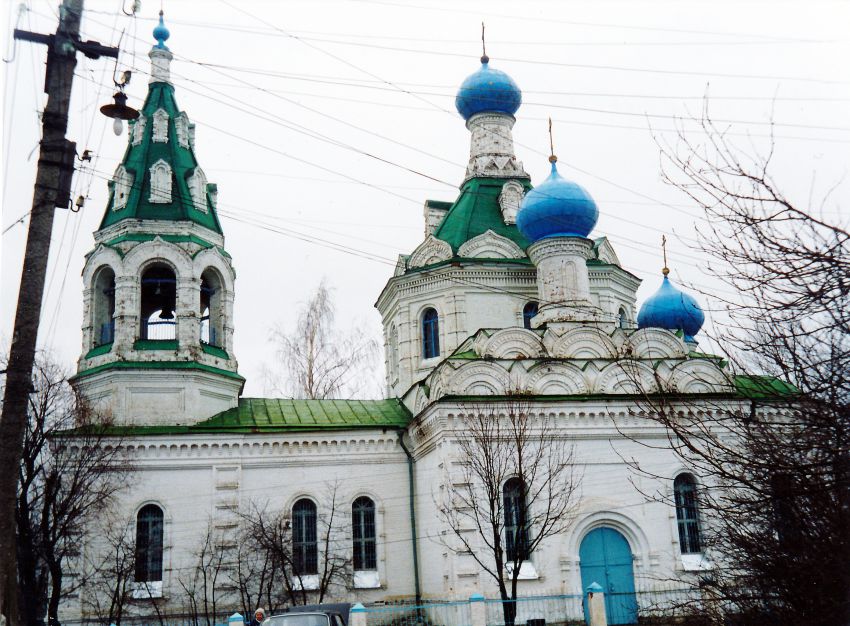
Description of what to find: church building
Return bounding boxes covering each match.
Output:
[67,15,752,624]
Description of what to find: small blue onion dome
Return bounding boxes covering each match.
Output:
[516,158,599,241]
[637,271,705,342]
[456,56,522,121]
[153,11,170,49]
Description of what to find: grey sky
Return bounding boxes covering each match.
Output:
[2,0,848,395]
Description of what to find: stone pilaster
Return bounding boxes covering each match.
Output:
[176,275,200,348]
[113,275,138,351]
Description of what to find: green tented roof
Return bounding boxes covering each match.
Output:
[99,81,223,234]
[433,177,532,252]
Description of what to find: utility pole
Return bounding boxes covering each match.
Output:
[0,2,119,624]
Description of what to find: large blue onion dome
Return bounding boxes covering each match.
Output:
[456,56,522,121]
[153,11,170,49]
[516,158,598,242]
[637,271,705,342]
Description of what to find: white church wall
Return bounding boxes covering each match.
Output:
[79,431,417,617]
[407,402,714,600]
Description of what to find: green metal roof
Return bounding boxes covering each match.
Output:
[733,375,798,399]
[99,81,223,234]
[71,360,245,382]
[433,177,532,252]
[194,398,412,432]
[92,398,412,436]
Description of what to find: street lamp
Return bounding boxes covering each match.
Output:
[100,89,139,136]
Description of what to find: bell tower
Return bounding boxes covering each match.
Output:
[71,14,243,426]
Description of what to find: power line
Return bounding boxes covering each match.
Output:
[79,164,736,303]
[84,10,846,48]
[351,0,832,43]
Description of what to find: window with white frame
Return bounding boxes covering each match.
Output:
[674,473,702,554]
[135,504,164,582]
[352,496,377,571]
[292,499,318,575]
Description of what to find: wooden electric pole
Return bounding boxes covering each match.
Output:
[0,2,119,623]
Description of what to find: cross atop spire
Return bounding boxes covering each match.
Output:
[481,22,488,63]
[548,117,557,164]
[662,234,670,276]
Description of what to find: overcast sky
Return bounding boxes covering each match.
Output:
[2,0,848,396]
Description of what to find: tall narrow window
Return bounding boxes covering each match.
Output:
[618,307,628,329]
[140,264,177,340]
[523,302,539,329]
[389,325,399,382]
[352,497,377,571]
[503,478,530,562]
[422,308,440,359]
[135,504,164,582]
[292,499,318,575]
[200,269,223,347]
[674,474,702,554]
[92,266,116,346]
[771,473,797,546]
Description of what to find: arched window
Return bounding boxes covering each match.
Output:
[674,474,702,554]
[422,308,440,359]
[188,167,208,213]
[92,267,116,346]
[503,478,530,562]
[175,112,190,148]
[523,302,539,329]
[112,165,134,211]
[352,497,377,571]
[135,504,164,582]
[131,115,146,146]
[148,159,172,204]
[140,264,177,340]
[152,108,169,143]
[292,499,318,575]
[618,307,628,329]
[200,269,223,347]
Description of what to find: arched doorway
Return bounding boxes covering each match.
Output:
[580,527,638,625]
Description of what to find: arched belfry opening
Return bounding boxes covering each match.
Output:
[92,266,116,346]
[200,268,224,347]
[140,263,177,340]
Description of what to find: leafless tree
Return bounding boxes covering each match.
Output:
[78,511,137,626]
[262,280,379,399]
[177,519,234,626]
[616,114,850,625]
[2,353,131,626]
[438,394,581,626]
[236,483,351,611]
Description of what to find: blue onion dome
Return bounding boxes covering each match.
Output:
[637,270,705,342]
[516,157,599,242]
[153,11,170,49]
[456,55,522,121]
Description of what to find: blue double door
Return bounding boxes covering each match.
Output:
[579,527,638,625]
